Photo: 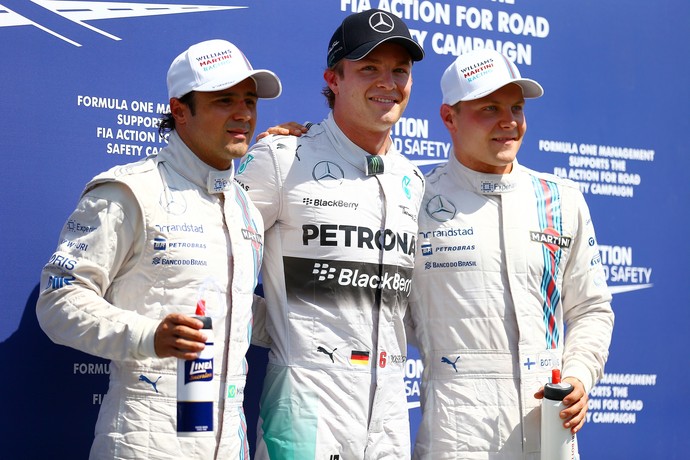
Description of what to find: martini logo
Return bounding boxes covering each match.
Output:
[0,1,246,47]
[530,228,572,252]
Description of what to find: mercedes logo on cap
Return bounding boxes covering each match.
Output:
[426,195,457,222]
[312,161,345,187]
[369,11,395,33]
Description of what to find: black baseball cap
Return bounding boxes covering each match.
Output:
[326,9,425,68]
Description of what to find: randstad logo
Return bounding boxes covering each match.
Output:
[0,2,246,47]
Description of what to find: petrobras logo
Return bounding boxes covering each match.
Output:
[153,237,167,251]
[421,242,475,256]
[184,358,213,384]
[1,2,247,47]
[311,262,412,296]
[302,224,416,256]
[302,197,359,211]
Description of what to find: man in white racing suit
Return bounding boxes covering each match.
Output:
[408,49,614,459]
[36,39,281,459]
[235,9,425,460]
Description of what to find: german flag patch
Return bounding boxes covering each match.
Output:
[350,350,370,366]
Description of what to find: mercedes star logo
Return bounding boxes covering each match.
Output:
[312,161,345,186]
[369,11,395,33]
[160,187,187,215]
[426,195,457,222]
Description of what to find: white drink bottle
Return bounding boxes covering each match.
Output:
[177,314,214,437]
[541,368,575,460]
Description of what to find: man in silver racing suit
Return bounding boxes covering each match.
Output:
[36,39,281,459]
[408,49,614,459]
[236,9,425,460]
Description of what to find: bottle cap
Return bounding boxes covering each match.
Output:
[552,368,561,384]
[544,368,573,401]
[195,316,213,329]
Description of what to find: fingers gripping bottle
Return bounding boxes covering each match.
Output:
[177,299,214,437]
[541,369,576,460]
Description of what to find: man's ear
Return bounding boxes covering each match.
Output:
[170,98,188,125]
[440,104,456,131]
[323,68,339,95]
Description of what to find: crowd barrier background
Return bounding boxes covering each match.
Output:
[2,1,688,458]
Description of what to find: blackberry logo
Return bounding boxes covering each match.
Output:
[301,197,358,210]
[312,263,336,281]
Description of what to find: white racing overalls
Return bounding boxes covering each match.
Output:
[37,131,263,459]
[409,155,613,459]
[237,113,425,459]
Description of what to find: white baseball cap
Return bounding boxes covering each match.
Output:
[441,49,543,105]
[167,39,282,100]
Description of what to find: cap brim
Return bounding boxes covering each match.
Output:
[346,36,424,62]
[249,70,282,99]
[193,69,282,99]
[461,78,544,101]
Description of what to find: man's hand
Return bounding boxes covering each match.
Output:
[154,313,207,360]
[534,377,588,434]
[255,122,308,141]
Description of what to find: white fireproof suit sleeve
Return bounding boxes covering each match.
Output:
[560,189,614,393]
[238,136,287,348]
[36,181,160,361]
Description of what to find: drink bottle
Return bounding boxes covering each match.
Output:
[177,315,214,437]
[541,369,575,460]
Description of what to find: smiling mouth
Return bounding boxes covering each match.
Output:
[370,96,398,104]
[227,128,249,137]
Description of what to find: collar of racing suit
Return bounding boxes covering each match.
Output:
[322,111,400,175]
[162,131,236,195]
[447,152,522,195]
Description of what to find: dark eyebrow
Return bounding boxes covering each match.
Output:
[217,89,258,99]
[359,55,412,67]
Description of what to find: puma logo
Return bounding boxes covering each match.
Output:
[441,356,460,373]
[139,375,162,393]
[317,346,337,363]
